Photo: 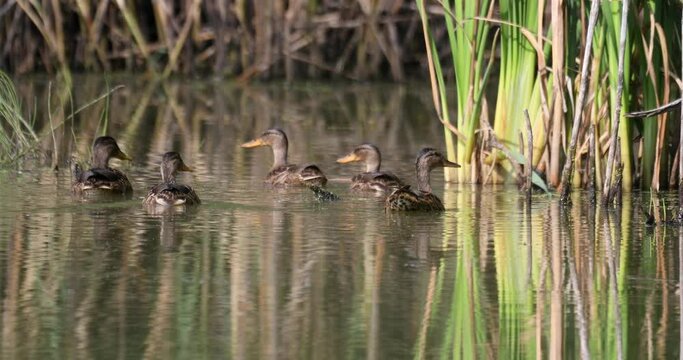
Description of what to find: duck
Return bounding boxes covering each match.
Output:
[72,136,133,196]
[336,143,403,193]
[241,128,327,187]
[143,152,200,207]
[386,148,460,211]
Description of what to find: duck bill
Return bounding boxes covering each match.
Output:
[116,150,132,161]
[241,138,266,148]
[442,159,461,168]
[179,163,194,172]
[336,153,360,164]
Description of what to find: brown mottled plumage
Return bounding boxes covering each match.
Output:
[385,148,460,211]
[143,152,200,207]
[241,128,327,187]
[72,136,133,196]
[337,143,403,193]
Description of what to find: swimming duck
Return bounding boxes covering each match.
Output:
[143,152,200,207]
[337,143,403,193]
[72,136,133,196]
[386,148,460,211]
[241,128,327,186]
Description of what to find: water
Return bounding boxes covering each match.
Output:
[0,76,681,359]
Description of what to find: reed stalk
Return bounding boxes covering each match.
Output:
[680,8,683,217]
[602,0,630,203]
[548,0,565,188]
[560,0,599,202]
[0,70,38,164]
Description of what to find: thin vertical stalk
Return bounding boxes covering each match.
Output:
[679,8,683,217]
[560,0,600,203]
[549,0,565,188]
[679,229,682,360]
[588,124,596,203]
[524,109,532,196]
[602,0,630,203]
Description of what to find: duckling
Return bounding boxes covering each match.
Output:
[143,152,200,207]
[386,148,460,211]
[337,143,403,193]
[241,128,327,187]
[72,136,133,196]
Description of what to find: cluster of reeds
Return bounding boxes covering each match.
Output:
[0,0,424,80]
[0,70,38,164]
[0,70,127,166]
[420,0,681,198]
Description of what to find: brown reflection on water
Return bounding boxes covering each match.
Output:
[0,79,681,358]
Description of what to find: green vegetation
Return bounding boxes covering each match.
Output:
[0,71,38,163]
[0,70,124,166]
[419,0,681,194]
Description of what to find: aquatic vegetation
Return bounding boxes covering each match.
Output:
[418,0,680,196]
[0,70,38,163]
[2,1,419,80]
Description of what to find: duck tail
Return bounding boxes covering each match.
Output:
[71,161,83,182]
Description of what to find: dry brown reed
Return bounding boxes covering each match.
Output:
[1,0,422,80]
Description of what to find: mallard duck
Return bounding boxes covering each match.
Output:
[72,136,133,196]
[337,143,404,193]
[386,148,460,211]
[143,152,200,207]
[241,128,327,186]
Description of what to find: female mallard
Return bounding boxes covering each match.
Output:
[337,143,403,193]
[241,128,327,187]
[72,136,133,196]
[143,152,200,207]
[386,148,460,211]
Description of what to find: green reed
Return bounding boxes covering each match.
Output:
[418,0,680,195]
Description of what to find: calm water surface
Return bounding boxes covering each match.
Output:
[0,76,681,359]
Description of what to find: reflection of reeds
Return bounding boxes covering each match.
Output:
[4,82,683,358]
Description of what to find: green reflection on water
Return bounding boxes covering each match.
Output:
[0,77,680,359]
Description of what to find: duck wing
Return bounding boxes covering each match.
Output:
[385,186,444,211]
[352,171,403,192]
[298,164,327,186]
[75,167,132,193]
[144,183,201,206]
[267,164,327,186]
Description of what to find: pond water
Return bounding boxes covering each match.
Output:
[0,76,681,359]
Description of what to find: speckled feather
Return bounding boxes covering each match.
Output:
[72,165,133,195]
[267,164,327,187]
[143,183,201,206]
[385,185,445,211]
[350,172,403,193]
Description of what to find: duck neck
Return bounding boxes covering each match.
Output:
[161,165,177,184]
[365,152,381,173]
[271,138,288,168]
[416,163,432,193]
[92,148,110,168]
